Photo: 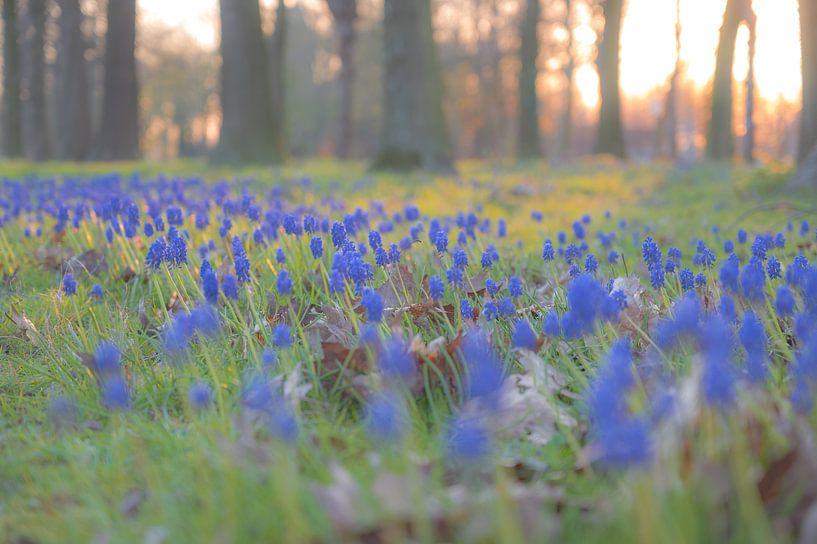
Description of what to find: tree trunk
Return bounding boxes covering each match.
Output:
[593,0,626,159]
[55,0,91,161]
[706,0,741,161]
[659,0,681,159]
[516,0,541,158]
[217,0,279,163]
[556,0,575,160]
[742,2,756,164]
[327,0,357,159]
[798,0,817,163]
[93,0,138,160]
[372,0,453,172]
[2,0,22,158]
[20,0,49,161]
[269,0,287,157]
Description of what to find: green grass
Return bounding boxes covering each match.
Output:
[1,159,815,543]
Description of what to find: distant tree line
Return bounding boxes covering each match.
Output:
[0,0,815,184]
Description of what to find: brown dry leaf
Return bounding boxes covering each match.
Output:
[7,306,43,346]
[63,249,108,276]
[120,267,137,283]
[35,246,73,270]
[376,263,416,309]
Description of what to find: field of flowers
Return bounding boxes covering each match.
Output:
[1,160,816,543]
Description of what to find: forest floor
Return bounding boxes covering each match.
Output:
[1,159,816,543]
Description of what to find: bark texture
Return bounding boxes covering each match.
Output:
[327,0,357,159]
[55,0,91,161]
[217,0,279,163]
[2,0,22,157]
[798,0,817,163]
[372,0,453,171]
[706,0,741,160]
[516,0,541,158]
[20,0,49,161]
[593,0,626,159]
[93,0,139,160]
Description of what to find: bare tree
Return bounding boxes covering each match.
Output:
[1,0,22,157]
[372,0,453,171]
[742,0,756,164]
[93,0,139,160]
[797,0,817,163]
[20,0,49,161]
[657,0,681,159]
[327,0,357,159]
[270,0,287,157]
[55,0,91,161]
[593,0,626,159]
[705,0,741,160]
[517,0,541,158]
[556,0,576,160]
[790,0,817,187]
[218,0,280,162]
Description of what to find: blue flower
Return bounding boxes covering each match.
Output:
[188,381,213,410]
[145,238,166,269]
[380,335,415,379]
[434,229,449,253]
[452,246,468,269]
[693,240,716,269]
[641,237,662,270]
[776,285,796,316]
[361,288,384,322]
[584,253,598,273]
[93,341,121,379]
[723,240,734,254]
[695,272,707,288]
[767,256,782,280]
[719,254,740,293]
[365,392,406,441]
[699,315,735,407]
[272,324,291,348]
[498,297,515,316]
[368,230,382,251]
[679,268,694,291]
[485,278,498,296]
[720,295,737,322]
[222,274,239,300]
[649,266,666,289]
[422,275,444,301]
[232,236,251,284]
[388,243,401,264]
[572,221,585,239]
[447,416,490,460]
[331,222,346,249]
[542,239,555,262]
[508,276,523,298]
[62,273,77,296]
[740,311,768,382]
[737,228,748,244]
[446,266,464,287]
[543,311,561,336]
[90,283,104,301]
[102,376,131,411]
[512,320,537,350]
[751,235,770,261]
[483,301,498,320]
[740,258,766,302]
[607,250,619,264]
[276,270,293,296]
[481,250,493,268]
[460,298,473,319]
[275,247,286,264]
